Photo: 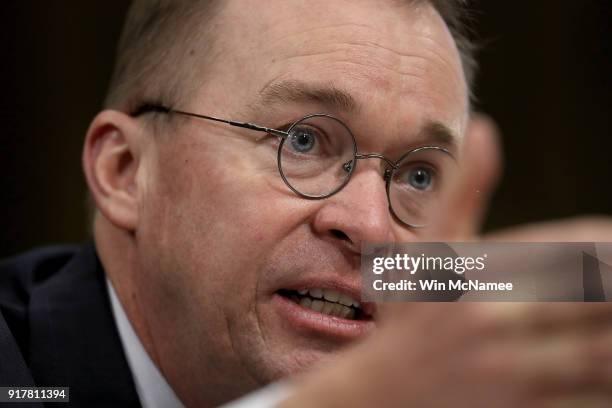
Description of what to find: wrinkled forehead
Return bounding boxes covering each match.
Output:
[195,0,468,143]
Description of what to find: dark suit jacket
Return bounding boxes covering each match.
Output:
[0,244,141,407]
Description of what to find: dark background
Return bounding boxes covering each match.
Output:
[1,1,610,257]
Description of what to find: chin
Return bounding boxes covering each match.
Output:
[249,344,343,387]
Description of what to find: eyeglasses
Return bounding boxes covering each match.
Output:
[132,104,457,228]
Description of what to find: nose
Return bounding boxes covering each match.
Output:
[311,164,393,253]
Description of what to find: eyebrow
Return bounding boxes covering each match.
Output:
[417,121,459,152]
[255,79,458,151]
[257,79,360,113]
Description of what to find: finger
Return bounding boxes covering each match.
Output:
[427,113,502,241]
[516,328,612,395]
[530,394,612,408]
[482,303,612,335]
[484,216,612,242]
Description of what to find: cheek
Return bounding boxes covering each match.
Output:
[138,137,313,311]
[134,141,321,369]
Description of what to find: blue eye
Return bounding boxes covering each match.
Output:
[289,127,316,153]
[408,167,432,190]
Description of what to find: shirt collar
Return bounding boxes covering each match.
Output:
[106,278,185,408]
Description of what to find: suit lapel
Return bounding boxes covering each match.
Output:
[28,244,141,407]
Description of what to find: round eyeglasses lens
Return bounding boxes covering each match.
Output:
[388,147,457,227]
[278,114,356,198]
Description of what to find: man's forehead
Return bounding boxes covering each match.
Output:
[213,0,463,75]
[194,0,468,141]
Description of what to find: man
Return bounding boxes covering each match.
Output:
[1,0,611,407]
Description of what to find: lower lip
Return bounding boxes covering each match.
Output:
[272,293,375,341]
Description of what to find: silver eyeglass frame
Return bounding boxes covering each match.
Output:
[132,104,454,228]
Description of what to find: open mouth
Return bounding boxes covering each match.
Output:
[277,288,371,321]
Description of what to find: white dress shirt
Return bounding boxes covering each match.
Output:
[106,279,291,408]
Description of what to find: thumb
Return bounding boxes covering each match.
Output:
[426,113,502,241]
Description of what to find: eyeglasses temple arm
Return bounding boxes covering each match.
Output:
[224,120,288,139]
[133,105,288,139]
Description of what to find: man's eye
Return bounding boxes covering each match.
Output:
[404,167,434,191]
[288,127,317,153]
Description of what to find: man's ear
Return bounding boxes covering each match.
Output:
[82,110,145,231]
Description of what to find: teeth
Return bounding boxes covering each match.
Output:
[311,300,324,312]
[309,288,323,299]
[299,288,358,306]
[297,297,358,320]
[332,303,343,317]
[322,289,340,302]
[299,297,312,308]
[291,288,361,320]
[322,302,335,315]
[338,293,354,307]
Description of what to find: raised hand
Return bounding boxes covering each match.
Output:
[281,114,612,408]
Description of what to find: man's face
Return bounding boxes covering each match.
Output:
[134,0,467,401]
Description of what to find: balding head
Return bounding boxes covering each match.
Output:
[105,0,475,113]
